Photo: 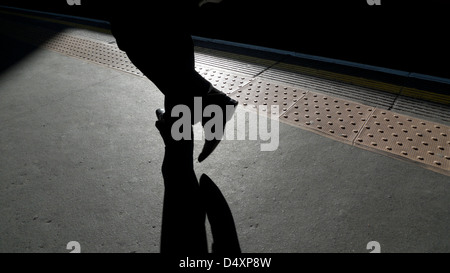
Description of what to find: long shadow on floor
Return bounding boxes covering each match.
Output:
[157,113,241,254]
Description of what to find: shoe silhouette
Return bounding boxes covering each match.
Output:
[199,88,238,162]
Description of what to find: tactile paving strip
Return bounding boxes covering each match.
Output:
[355,109,450,174]
[194,47,277,77]
[195,65,253,94]
[44,33,144,76]
[282,92,375,143]
[229,79,307,117]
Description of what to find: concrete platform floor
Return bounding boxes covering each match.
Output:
[0,24,449,253]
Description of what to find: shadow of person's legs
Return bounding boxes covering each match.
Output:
[200,174,241,254]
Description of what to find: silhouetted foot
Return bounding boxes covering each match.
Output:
[198,89,238,162]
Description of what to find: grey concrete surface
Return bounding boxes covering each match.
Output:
[0,32,449,253]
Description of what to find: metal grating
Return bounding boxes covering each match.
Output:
[229,79,307,117]
[391,96,450,125]
[355,109,450,175]
[282,92,375,143]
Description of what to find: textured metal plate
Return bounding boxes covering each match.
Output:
[282,92,375,143]
[355,109,450,174]
[195,65,253,94]
[229,79,308,117]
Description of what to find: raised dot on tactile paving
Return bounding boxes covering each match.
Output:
[417,156,424,161]
[386,146,392,151]
[434,161,442,166]
[401,151,408,156]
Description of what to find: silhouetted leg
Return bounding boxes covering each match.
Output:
[156,110,208,254]
[123,29,212,115]
[112,9,238,161]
